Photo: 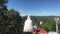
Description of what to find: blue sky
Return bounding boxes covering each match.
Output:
[7,0,60,16]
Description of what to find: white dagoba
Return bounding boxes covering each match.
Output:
[23,14,33,32]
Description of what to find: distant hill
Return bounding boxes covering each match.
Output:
[22,15,60,19]
[22,16,60,32]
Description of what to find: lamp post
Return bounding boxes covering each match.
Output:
[54,17,59,34]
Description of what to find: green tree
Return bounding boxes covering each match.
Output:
[0,0,8,13]
[0,0,8,34]
[5,9,23,34]
[39,17,56,32]
[0,0,23,34]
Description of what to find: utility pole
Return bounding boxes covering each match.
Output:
[54,17,59,34]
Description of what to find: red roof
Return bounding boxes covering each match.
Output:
[37,28,48,34]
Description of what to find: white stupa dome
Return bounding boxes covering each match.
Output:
[23,14,33,32]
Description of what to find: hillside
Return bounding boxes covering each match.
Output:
[22,16,60,32]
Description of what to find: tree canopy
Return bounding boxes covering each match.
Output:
[0,0,23,34]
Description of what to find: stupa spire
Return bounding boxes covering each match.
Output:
[27,14,30,19]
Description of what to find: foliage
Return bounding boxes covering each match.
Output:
[0,9,23,34]
[0,0,23,34]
